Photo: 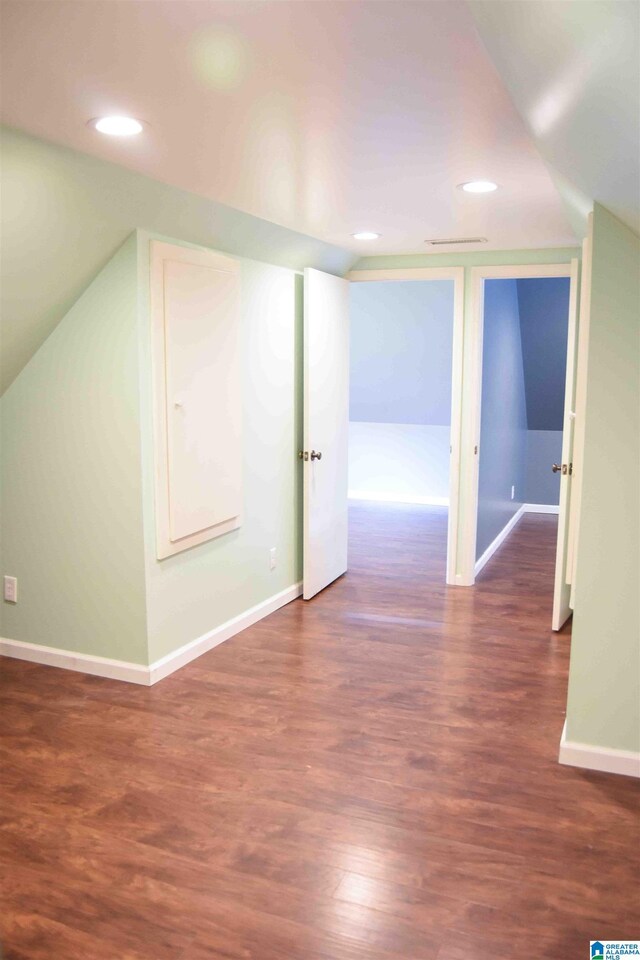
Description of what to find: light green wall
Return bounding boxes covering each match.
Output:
[0,125,355,395]
[136,232,303,662]
[0,126,348,667]
[0,235,149,662]
[1,227,305,667]
[566,204,640,753]
[352,247,580,580]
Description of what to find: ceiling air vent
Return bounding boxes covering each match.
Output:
[426,237,488,245]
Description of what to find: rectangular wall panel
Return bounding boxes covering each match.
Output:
[151,241,241,558]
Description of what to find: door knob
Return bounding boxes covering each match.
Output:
[310,450,322,461]
[552,463,569,475]
[552,463,561,473]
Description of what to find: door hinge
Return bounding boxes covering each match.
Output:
[298,450,309,461]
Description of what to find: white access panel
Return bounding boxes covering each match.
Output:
[150,241,241,559]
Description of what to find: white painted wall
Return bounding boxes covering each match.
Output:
[348,422,450,504]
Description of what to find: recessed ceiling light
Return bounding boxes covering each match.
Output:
[90,116,144,136]
[352,231,380,240]
[459,180,498,193]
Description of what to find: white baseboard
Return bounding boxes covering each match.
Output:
[0,582,302,687]
[148,582,302,684]
[0,638,150,684]
[349,491,449,506]
[559,720,640,778]
[474,503,560,577]
[474,504,526,576]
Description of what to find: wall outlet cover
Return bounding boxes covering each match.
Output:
[3,575,17,603]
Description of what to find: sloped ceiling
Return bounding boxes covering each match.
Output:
[1,0,574,256]
[0,127,355,394]
[2,1,638,394]
[469,0,640,239]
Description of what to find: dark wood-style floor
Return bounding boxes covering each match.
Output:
[1,503,639,960]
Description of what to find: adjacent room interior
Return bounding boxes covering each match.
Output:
[476,276,571,586]
[348,278,455,579]
[349,279,454,510]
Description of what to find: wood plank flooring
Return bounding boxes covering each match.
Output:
[1,502,638,960]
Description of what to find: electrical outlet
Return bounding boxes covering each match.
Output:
[269,547,277,571]
[3,575,17,603]
[511,485,515,500]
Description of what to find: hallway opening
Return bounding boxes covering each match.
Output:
[474,274,572,625]
[347,277,456,582]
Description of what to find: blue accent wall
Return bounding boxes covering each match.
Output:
[525,430,563,504]
[476,279,528,559]
[349,280,454,425]
[517,277,570,431]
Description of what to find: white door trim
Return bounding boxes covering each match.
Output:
[462,262,576,585]
[568,220,593,606]
[551,257,580,630]
[348,266,464,586]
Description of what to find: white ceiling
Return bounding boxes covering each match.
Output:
[470,0,640,239]
[0,0,578,255]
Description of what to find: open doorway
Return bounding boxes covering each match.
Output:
[346,272,463,583]
[468,265,578,630]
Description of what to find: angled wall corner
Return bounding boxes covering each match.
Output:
[1,227,308,677]
[0,232,149,664]
[0,125,357,395]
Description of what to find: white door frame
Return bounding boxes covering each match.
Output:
[462,262,578,584]
[568,227,592,607]
[347,267,465,586]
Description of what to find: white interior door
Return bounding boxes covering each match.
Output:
[552,256,580,630]
[303,268,350,600]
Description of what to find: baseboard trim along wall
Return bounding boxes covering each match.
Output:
[475,504,526,576]
[349,491,449,506]
[474,503,559,577]
[148,582,302,684]
[0,582,303,686]
[0,637,150,684]
[558,720,640,778]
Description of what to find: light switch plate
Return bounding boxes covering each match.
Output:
[4,575,17,603]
